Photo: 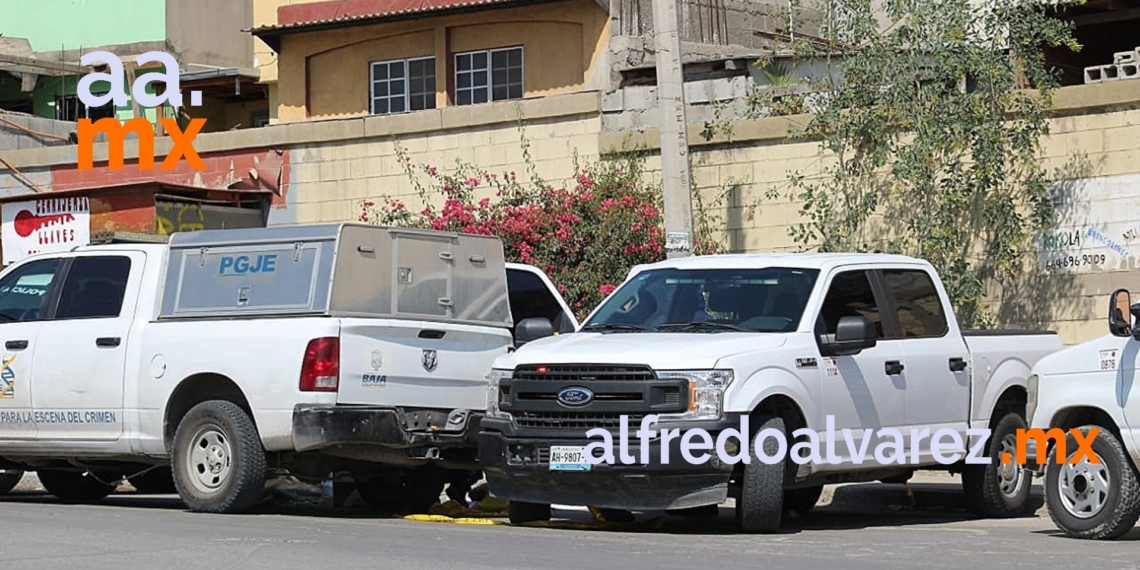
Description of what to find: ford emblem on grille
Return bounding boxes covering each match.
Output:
[556,386,594,407]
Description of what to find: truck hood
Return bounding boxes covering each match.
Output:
[1033,333,1123,377]
[496,332,790,370]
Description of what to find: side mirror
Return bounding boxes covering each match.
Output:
[820,315,877,356]
[1109,288,1133,337]
[515,317,554,347]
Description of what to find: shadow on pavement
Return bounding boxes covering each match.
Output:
[0,479,1052,535]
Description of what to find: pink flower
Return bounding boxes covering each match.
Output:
[599,283,616,295]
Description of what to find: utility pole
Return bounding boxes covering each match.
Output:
[652,0,694,258]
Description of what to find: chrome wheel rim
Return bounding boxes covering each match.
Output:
[186,424,233,494]
[1058,450,1109,519]
[998,433,1027,498]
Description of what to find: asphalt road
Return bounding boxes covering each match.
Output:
[2,472,1138,570]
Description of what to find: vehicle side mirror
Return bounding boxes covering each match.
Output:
[1109,288,1134,337]
[820,315,877,356]
[515,317,554,347]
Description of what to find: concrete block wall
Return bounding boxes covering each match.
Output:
[0,114,75,151]
[601,80,1140,345]
[279,94,604,225]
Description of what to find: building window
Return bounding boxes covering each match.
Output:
[370,57,436,115]
[454,47,523,106]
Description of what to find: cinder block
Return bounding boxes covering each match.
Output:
[1119,62,1139,80]
[1114,50,1137,64]
[1085,64,1119,84]
[601,90,624,113]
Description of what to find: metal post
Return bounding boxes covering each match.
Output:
[652,0,695,258]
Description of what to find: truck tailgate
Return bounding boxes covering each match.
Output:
[336,318,511,410]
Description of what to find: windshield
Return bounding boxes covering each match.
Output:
[581,267,820,333]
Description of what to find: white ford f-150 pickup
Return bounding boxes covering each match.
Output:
[0,223,576,514]
[479,253,1063,532]
[1024,288,1140,540]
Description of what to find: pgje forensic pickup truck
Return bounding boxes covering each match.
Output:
[480,253,1063,532]
[0,223,575,514]
[1024,288,1140,540]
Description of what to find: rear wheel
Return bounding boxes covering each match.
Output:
[37,470,117,503]
[1045,425,1140,540]
[508,500,551,523]
[171,400,267,513]
[0,469,23,495]
[736,414,786,534]
[962,410,1032,518]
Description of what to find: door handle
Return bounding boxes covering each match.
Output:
[885,360,904,375]
[96,337,121,347]
[5,340,28,350]
[949,357,968,372]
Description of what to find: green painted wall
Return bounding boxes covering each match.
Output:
[0,0,166,52]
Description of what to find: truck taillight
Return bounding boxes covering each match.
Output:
[300,337,339,392]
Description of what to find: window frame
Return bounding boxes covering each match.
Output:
[51,255,133,321]
[813,268,903,342]
[874,267,951,340]
[0,257,65,323]
[369,56,437,115]
[453,46,524,106]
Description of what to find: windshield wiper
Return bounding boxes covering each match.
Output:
[657,321,751,332]
[579,323,652,332]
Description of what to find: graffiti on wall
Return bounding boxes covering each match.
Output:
[1039,173,1140,274]
[156,201,206,235]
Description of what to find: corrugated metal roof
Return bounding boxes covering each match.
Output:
[250,0,555,50]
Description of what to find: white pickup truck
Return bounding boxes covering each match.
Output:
[0,223,576,514]
[479,253,1063,532]
[1024,288,1140,540]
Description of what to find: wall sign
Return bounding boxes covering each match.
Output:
[1,197,91,265]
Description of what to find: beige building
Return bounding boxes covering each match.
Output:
[1,1,1139,345]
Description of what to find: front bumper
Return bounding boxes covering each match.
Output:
[478,413,744,511]
[1022,438,1044,476]
[292,404,482,453]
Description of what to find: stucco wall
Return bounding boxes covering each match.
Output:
[273,0,609,122]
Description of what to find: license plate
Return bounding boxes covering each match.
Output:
[549,445,591,471]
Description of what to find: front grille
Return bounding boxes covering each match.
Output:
[514,412,646,430]
[513,364,656,382]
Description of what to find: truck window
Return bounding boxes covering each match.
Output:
[0,258,62,322]
[880,269,948,338]
[818,270,885,338]
[507,268,574,333]
[54,256,131,320]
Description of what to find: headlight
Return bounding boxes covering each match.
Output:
[487,369,513,420]
[655,370,734,421]
[1026,373,1039,424]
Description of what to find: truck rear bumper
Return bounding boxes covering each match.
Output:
[292,404,482,453]
[478,417,740,511]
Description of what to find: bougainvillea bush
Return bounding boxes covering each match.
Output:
[360,142,723,320]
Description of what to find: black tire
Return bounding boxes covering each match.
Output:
[170,400,267,514]
[354,465,446,515]
[37,470,117,503]
[0,469,23,495]
[129,467,177,494]
[509,500,552,523]
[736,414,786,534]
[784,485,823,514]
[962,410,1033,518]
[1045,425,1140,540]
